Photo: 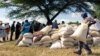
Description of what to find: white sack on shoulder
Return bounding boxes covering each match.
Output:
[70,23,88,43]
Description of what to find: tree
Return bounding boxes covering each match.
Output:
[93,3,100,18]
[0,0,97,25]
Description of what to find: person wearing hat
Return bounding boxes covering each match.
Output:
[74,13,96,55]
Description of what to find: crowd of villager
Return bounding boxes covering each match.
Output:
[0,20,45,41]
[0,13,100,55]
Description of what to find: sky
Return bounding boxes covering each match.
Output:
[0,8,83,25]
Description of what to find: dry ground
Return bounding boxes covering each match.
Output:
[0,41,100,56]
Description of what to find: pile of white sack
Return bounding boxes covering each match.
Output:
[17,22,100,48]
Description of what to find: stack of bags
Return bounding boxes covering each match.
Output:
[32,25,52,47]
[89,30,100,46]
[50,25,75,49]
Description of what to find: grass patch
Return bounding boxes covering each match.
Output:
[0,41,100,56]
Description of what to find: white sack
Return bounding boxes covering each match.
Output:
[23,33,33,38]
[42,42,52,47]
[40,25,52,34]
[17,33,33,47]
[17,41,30,47]
[35,36,52,47]
[58,24,74,36]
[61,36,75,48]
[40,35,52,42]
[89,31,100,37]
[22,38,33,44]
[70,22,89,43]
[51,33,61,41]
[93,37,100,45]
[50,41,62,49]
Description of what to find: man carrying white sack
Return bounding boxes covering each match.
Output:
[74,13,96,55]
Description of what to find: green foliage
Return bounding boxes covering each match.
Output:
[93,3,100,18]
[68,21,80,25]
[0,0,98,24]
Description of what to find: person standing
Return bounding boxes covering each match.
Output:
[16,20,31,45]
[0,21,7,42]
[52,20,58,29]
[15,22,21,40]
[5,23,10,41]
[74,13,96,55]
[10,21,15,41]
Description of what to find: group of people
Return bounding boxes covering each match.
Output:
[0,21,10,41]
[0,20,45,42]
[0,21,22,42]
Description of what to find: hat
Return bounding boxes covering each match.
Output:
[81,12,88,19]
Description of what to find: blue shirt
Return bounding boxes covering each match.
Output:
[21,22,30,34]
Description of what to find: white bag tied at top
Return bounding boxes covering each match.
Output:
[70,22,89,43]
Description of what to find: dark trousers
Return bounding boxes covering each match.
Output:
[3,37,6,41]
[10,31,14,41]
[15,30,20,40]
[77,41,91,53]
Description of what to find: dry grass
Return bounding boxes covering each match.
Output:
[0,41,100,56]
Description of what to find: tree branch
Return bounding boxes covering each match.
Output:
[51,2,76,21]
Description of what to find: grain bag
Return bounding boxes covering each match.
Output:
[58,24,74,36]
[89,31,100,37]
[40,25,52,34]
[93,37,100,45]
[17,33,33,47]
[60,36,75,48]
[50,40,62,49]
[33,31,45,43]
[51,33,61,42]
[70,22,89,43]
[40,35,52,42]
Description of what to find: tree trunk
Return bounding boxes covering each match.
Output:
[46,18,52,25]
